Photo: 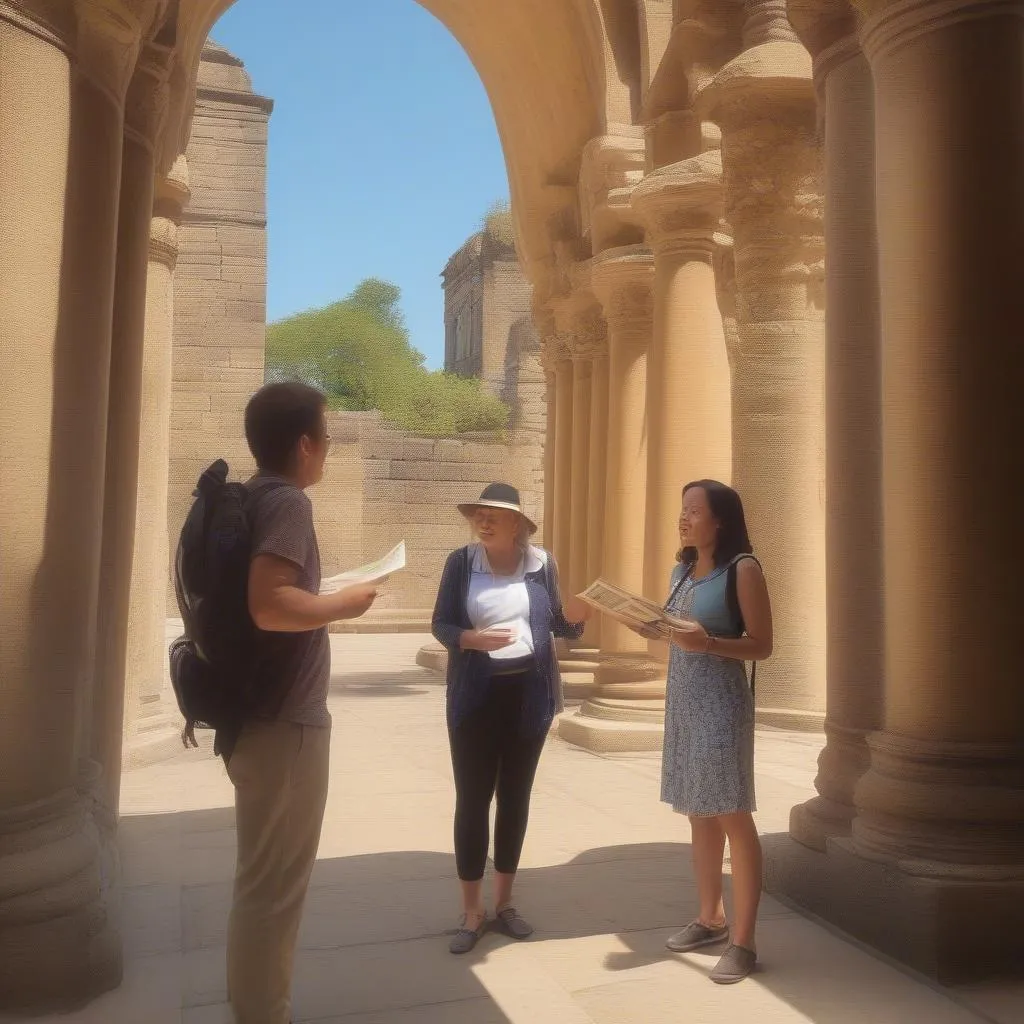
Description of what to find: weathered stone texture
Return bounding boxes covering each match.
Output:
[167,43,271,609]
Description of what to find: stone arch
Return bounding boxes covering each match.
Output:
[160,0,621,297]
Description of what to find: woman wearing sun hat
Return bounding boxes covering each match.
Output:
[432,482,592,954]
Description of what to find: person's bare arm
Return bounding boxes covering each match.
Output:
[248,554,377,632]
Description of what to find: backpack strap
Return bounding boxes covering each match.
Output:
[725,554,761,700]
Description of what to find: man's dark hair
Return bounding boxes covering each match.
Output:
[244,382,327,474]
[676,479,753,567]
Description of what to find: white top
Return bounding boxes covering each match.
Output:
[466,544,545,661]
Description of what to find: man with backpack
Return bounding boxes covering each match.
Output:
[173,381,377,1023]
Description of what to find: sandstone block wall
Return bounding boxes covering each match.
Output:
[309,411,544,611]
[168,42,271,607]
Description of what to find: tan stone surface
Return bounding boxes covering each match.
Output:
[29,633,1020,1024]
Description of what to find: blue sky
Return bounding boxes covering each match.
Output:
[213,0,510,369]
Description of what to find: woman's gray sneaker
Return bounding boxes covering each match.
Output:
[495,906,534,940]
[665,920,729,953]
[710,944,757,984]
[449,913,488,954]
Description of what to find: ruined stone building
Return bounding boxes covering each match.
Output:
[1,0,1022,1009]
[442,216,539,409]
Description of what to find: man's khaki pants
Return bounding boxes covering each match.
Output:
[226,720,331,1024]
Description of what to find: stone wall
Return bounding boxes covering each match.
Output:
[310,411,544,613]
[167,42,271,606]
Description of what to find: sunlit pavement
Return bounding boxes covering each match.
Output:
[26,633,1021,1024]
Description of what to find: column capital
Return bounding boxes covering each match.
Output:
[578,131,647,251]
[694,38,814,129]
[561,313,608,364]
[148,157,188,268]
[590,245,655,344]
[633,150,728,257]
[788,0,860,59]
[124,39,173,150]
[73,0,147,104]
[856,0,1021,64]
[0,1,75,49]
[744,0,802,47]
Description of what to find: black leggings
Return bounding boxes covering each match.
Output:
[448,674,547,881]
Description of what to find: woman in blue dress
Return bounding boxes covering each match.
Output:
[636,479,773,984]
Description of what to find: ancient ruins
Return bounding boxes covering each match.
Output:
[0,0,1022,1012]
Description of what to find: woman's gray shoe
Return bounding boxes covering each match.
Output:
[665,920,729,953]
[495,906,534,940]
[449,913,488,954]
[710,943,757,983]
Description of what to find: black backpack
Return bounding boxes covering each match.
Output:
[169,459,293,759]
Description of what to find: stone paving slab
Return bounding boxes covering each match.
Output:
[12,633,1021,1024]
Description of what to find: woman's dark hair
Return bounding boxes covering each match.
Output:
[244,381,327,474]
[676,479,753,567]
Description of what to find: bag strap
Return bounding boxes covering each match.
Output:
[726,554,761,699]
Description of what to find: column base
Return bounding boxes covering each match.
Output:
[789,721,872,851]
[122,710,184,770]
[0,770,122,1013]
[415,641,447,673]
[789,794,855,852]
[558,697,666,753]
[764,833,1024,984]
[754,706,826,732]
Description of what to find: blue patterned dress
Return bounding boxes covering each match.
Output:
[660,556,756,816]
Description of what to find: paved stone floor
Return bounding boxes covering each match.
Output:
[17,634,1022,1024]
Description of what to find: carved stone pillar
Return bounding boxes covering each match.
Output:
[94,38,172,815]
[633,150,734,665]
[696,16,827,728]
[584,331,609,649]
[558,247,666,751]
[538,330,558,551]
[566,321,598,605]
[786,0,884,850]
[123,156,190,770]
[551,343,574,581]
[851,0,1024,877]
[766,0,1024,986]
[0,0,146,1009]
[592,247,659,690]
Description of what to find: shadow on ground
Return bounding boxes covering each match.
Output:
[113,807,963,1024]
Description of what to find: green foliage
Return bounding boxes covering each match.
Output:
[266,278,510,436]
[482,198,515,248]
[377,372,510,437]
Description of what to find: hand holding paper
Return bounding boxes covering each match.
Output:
[320,541,406,594]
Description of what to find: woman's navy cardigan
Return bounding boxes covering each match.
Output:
[431,543,585,736]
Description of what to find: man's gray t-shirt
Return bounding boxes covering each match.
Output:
[248,473,331,728]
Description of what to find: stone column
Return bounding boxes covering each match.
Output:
[567,330,593,601]
[766,0,1024,986]
[584,334,609,647]
[539,334,558,550]
[850,0,1024,878]
[633,152,734,638]
[591,246,659,691]
[787,0,884,849]
[0,0,137,1008]
[93,41,171,815]
[551,346,575,579]
[123,156,190,770]
[696,17,827,728]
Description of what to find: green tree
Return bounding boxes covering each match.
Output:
[266,277,422,411]
[265,277,510,436]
